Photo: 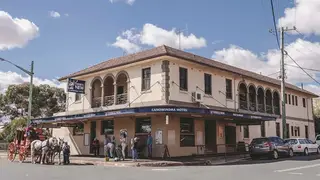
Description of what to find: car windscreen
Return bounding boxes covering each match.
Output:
[251,138,268,145]
[284,139,298,144]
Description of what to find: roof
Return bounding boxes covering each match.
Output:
[59,45,319,97]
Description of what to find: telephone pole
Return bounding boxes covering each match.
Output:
[279,26,296,139]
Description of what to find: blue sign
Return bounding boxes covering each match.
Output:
[67,78,86,94]
[32,106,276,123]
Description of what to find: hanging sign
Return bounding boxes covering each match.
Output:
[67,78,86,94]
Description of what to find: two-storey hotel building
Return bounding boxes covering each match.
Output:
[33,45,318,157]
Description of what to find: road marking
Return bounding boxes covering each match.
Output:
[288,172,303,175]
[316,174,320,177]
[151,168,176,171]
[274,164,320,173]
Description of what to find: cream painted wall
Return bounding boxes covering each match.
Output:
[64,59,164,114]
[167,58,314,121]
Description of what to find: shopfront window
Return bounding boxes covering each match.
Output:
[101,120,114,135]
[180,117,195,147]
[73,123,84,135]
[136,117,151,134]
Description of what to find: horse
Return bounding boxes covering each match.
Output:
[31,137,59,164]
[47,137,64,165]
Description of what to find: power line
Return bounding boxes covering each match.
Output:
[285,64,320,72]
[267,71,280,77]
[270,0,280,48]
[286,53,320,85]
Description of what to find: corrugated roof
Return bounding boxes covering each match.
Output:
[59,45,318,97]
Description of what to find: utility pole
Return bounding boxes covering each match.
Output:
[279,26,296,139]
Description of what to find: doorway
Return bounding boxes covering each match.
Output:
[205,120,217,153]
[90,121,96,154]
[225,126,236,152]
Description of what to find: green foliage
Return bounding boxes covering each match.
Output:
[314,99,320,134]
[1,83,66,119]
[0,117,27,142]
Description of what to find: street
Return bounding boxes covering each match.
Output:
[1,155,319,180]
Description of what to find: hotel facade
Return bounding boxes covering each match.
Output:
[33,45,318,157]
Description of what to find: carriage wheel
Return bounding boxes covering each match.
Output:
[7,143,17,162]
[19,146,26,163]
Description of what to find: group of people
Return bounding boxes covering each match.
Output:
[91,130,153,161]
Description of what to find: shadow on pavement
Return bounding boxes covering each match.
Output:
[218,154,320,166]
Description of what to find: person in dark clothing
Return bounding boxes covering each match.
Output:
[92,138,100,157]
[63,142,70,165]
[131,137,138,161]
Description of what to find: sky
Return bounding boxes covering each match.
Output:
[0,0,320,96]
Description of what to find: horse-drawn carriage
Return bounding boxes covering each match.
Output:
[7,127,46,162]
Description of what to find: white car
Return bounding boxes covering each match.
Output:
[285,138,320,156]
[316,135,320,146]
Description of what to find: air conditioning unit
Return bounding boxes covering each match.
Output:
[192,91,203,102]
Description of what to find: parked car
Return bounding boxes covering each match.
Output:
[285,138,320,156]
[249,136,293,160]
[316,135,320,146]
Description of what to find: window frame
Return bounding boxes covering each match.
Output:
[288,94,291,104]
[295,96,298,106]
[276,122,280,137]
[180,117,195,147]
[243,125,249,139]
[305,125,309,139]
[302,98,306,108]
[292,95,295,105]
[141,67,151,91]
[204,73,212,95]
[73,123,84,136]
[179,67,188,91]
[225,79,233,99]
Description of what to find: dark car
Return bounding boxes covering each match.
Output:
[249,136,294,160]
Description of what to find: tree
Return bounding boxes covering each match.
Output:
[314,99,320,134]
[2,83,66,119]
[0,117,27,142]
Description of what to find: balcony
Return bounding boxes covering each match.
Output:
[239,100,248,110]
[116,93,127,105]
[104,95,114,106]
[92,97,102,108]
[273,106,280,115]
[249,102,256,111]
[257,104,264,113]
[266,105,273,114]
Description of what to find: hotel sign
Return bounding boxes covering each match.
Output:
[67,78,86,94]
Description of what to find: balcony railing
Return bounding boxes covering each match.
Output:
[91,97,102,108]
[116,93,127,105]
[257,103,264,113]
[266,104,273,114]
[273,106,280,115]
[239,100,248,110]
[104,95,114,106]
[249,102,256,111]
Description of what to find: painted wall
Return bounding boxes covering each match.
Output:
[167,57,314,121]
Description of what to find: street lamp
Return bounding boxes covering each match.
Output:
[0,58,34,125]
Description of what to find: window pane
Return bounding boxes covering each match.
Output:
[179,67,188,91]
[204,73,212,95]
[73,123,84,135]
[101,120,114,135]
[226,79,232,99]
[180,118,194,133]
[180,135,195,147]
[136,117,151,134]
[142,68,151,90]
[243,125,249,138]
[276,123,280,137]
[295,96,298,106]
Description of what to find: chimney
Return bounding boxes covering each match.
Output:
[301,83,304,89]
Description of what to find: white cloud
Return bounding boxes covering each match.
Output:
[0,11,39,50]
[304,84,320,97]
[65,13,69,17]
[212,38,320,96]
[278,0,320,35]
[49,11,61,18]
[109,0,136,5]
[111,23,207,53]
[0,71,66,94]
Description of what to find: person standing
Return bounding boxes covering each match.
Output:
[62,142,70,165]
[92,138,100,157]
[104,135,110,157]
[120,130,127,160]
[131,137,138,161]
[147,133,153,158]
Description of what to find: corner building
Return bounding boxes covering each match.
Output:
[33,45,318,157]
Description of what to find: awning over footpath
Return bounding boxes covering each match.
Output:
[32,106,277,125]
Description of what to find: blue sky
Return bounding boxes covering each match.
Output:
[0,0,319,95]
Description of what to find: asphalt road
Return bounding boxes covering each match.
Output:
[1,155,320,180]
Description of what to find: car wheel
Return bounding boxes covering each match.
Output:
[288,148,294,157]
[273,150,279,159]
[304,148,309,156]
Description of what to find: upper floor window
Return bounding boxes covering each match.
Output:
[288,94,291,104]
[75,93,81,102]
[285,94,287,104]
[204,73,212,95]
[179,67,188,91]
[303,98,306,107]
[292,95,295,105]
[142,67,151,91]
[225,79,232,99]
[295,96,298,106]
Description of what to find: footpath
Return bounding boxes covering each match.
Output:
[0,151,249,167]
